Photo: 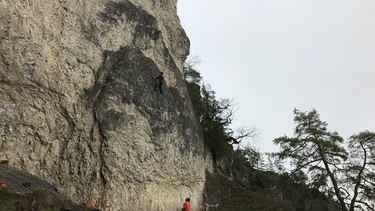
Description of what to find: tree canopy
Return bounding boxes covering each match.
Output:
[182,59,375,210]
[274,109,375,211]
[183,58,256,161]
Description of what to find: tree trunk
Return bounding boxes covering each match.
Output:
[318,145,348,211]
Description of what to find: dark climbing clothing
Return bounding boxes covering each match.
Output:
[154,73,164,94]
[156,74,164,82]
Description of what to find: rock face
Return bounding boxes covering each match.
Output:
[0,0,212,210]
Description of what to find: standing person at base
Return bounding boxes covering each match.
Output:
[181,198,190,211]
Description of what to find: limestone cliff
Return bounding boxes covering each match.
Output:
[0,0,212,210]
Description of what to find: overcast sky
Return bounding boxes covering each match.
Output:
[177,0,375,153]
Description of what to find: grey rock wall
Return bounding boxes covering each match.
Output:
[0,0,212,210]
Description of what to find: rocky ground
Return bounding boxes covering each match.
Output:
[0,163,59,195]
[0,163,99,211]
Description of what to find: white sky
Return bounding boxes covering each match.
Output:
[177,0,375,153]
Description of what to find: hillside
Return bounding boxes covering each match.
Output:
[0,164,99,211]
[0,160,341,211]
[204,169,340,211]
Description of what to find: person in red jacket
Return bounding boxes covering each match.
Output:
[0,180,6,188]
[181,198,190,211]
[87,204,98,209]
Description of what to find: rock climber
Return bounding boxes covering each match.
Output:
[181,198,190,211]
[154,72,164,94]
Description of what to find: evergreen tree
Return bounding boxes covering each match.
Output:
[274,109,375,211]
[274,109,348,211]
[183,58,256,161]
[344,131,375,211]
[199,85,233,160]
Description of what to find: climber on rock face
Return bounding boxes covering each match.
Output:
[154,72,164,94]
